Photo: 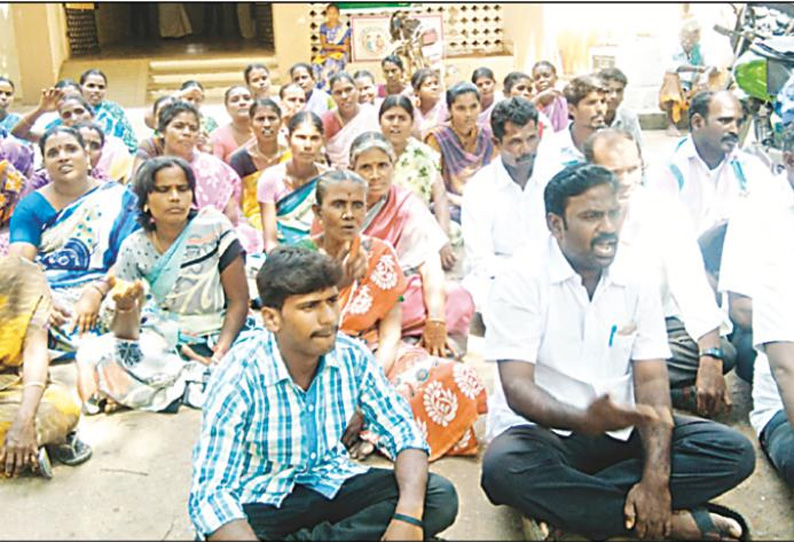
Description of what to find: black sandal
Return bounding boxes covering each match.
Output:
[691,503,751,541]
[48,432,93,466]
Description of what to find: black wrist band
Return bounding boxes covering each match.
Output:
[392,512,424,529]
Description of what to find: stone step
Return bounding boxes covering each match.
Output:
[148,56,277,73]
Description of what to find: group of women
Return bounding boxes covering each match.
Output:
[0,47,570,477]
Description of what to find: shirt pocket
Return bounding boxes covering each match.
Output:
[606,329,637,376]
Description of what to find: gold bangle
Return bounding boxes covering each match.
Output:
[23,381,46,390]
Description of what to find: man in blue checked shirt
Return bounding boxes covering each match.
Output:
[188,246,458,541]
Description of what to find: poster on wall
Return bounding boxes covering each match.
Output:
[350,13,444,63]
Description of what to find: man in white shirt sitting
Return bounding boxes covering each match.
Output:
[461,97,549,327]
[480,163,754,540]
[586,128,735,418]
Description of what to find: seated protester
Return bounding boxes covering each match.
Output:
[73,123,111,183]
[531,61,569,132]
[76,157,250,413]
[179,80,220,144]
[291,61,336,116]
[210,86,255,164]
[718,128,794,383]
[79,69,138,154]
[353,70,378,106]
[411,68,447,142]
[14,91,134,184]
[243,62,272,101]
[229,98,290,233]
[158,100,262,254]
[188,246,459,540]
[660,19,719,137]
[647,91,771,239]
[426,81,497,224]
[540,75,608,176]
[278,82,307,142]
[0,139,33,255]
[379,95,455,270]
[322,72,380,170]
[0,256,91,478]
[0,77,21,135]
[378,54,411,98]
[598,67,644,149]
[750,169,794,487]
[347,132,474,354]
[257,111,329,252]
[503,71,553,133]
[9,126,139,359]
[472,67,503,129]
[300,170,487,460]
[462,97,550,325]
[587,129,735,418]
[24,79,82,135]
[133,95,179,179]
[480,163,755,541]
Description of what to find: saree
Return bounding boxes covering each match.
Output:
[312,23,351,91]
[96,135,133,183]
[303,235,486,461]
[229,144,290,231]
[428,124,494,198]
[323,104,380,170]
[9,181,140,357]
[189,150,262,254]
[276,176,320,245]
[360,184,474,338]
[477,91,504,129]
[0,256,80,447]
[0,158,27,256]
[541,95,570,132]
[305,88,336,116]
[76,208,248,412]
[413,100,448,142]
[393,137,441,206]
[94,101,138,154]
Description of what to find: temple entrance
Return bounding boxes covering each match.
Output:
[64,2,275,58]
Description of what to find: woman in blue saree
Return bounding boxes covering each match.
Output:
[8,126,139,360]
[76,156,250,413]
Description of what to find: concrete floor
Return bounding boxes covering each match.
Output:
[2,130,793,539]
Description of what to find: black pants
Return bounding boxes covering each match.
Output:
[760,410,794,487]
[481,416,755,540]
[666,317,737,388]
[729,325,757,384]
[243,468,458,540]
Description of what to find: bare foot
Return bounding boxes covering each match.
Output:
[670,509,742,540]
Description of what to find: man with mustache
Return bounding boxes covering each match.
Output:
[189,247,458,541]
[480,163,754,541]
[586,129,734,418]
[461,97,550,330]
[538,74,609,180]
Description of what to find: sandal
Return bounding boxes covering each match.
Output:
[48,432,93,466]
[691,503,750,541]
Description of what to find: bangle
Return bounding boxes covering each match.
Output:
[87,283,107,297]
[23,381,46,390]
[392,513,424,529]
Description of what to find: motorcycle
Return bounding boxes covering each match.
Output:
[385,10,443,79]
[715,3,794,172]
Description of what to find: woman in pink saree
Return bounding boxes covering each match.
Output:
[321,72,379,170]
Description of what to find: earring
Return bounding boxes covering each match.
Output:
[143,204,149,213]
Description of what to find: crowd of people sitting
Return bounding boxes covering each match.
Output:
[2,13,794,541]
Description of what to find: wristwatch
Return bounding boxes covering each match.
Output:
[699,347,724,361]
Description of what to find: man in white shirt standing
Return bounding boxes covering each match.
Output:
[480,163,754,540]
[461,97,549,325]
[586,129,734,418]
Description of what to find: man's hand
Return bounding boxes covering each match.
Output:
[381,518,423,541]
[578,395,660,436]
[439,243,457,271]
[695,357,731,418]
[624,479,672,539]
[0,418,38,477]
[342,410,365,450]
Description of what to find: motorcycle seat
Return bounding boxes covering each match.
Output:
[751,36,794,62]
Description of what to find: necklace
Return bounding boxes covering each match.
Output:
[252,141,281,169]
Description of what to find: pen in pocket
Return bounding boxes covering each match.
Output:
[608,325,617,347]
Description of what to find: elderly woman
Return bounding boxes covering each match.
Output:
[14,91,133,185]
[229,98,290,232]
[0,256,91,478]
[301,170,486,460]
[79,69,137,154]
[158,100,261,254]
[210,85,255,164]
[411,68,447,141]
[257,111,328,252]
[426,82,497,223]
[322,72,380,170]
[9,126,139,359]
[77,156,250,413]
[346,131,474,353]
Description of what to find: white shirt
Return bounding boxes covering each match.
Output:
[484,236,672,442]
[537,124,585,181]
[646,135,771,237]
[615,186,726,341]
[460,155,549,313]
[750,178,794,435]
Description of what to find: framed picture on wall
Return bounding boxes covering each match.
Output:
[350,15,392,62]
